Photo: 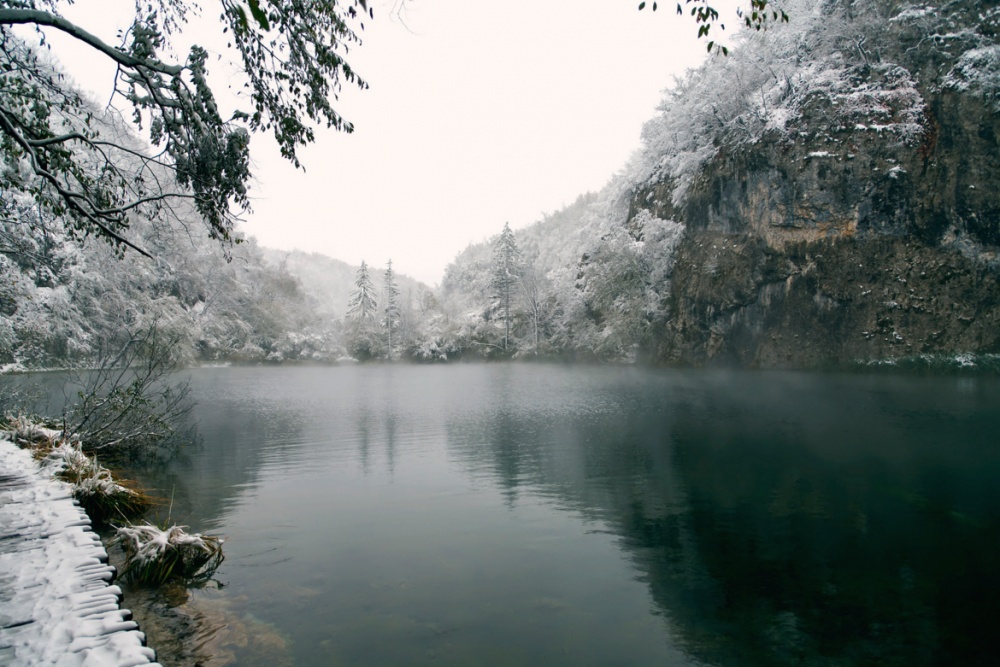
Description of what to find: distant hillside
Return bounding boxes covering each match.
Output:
[261,249,432,320]
[436,0,1000,367]
[441,193,599,309]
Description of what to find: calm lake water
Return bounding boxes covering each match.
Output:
[106,365,1000,666]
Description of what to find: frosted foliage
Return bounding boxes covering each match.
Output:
[491,226,521,295]
[115,524,219,567]
[347,261,378,321]
[632,210,685,288]
[794,62,925,141]
[382,261,401,358]
[435,185,680,360]
[624,0,938,208]
[383,261,401,325]
[44,440,135,499]
[2,416,68,449]
[573,210,684,360]
[946,45,1000,108]
[1,70,343,368]
[0,188,339,367]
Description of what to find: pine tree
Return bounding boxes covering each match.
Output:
[348,261,378,321]
[491,223,522,352]
[382,260,401,359]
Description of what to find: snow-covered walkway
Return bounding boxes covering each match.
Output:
[0,439,160,666]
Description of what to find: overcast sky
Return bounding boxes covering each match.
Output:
[47,1,728,286]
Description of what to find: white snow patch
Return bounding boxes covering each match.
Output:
[954,353,976,368]
[0,438,160,666]
[945,45,1000,108]
[890,6,935,22]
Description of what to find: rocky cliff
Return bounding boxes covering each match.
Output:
[629,0,1000,367]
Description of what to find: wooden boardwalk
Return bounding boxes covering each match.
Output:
[0,439,160,666]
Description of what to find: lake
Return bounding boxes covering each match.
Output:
[108,364,1000,666]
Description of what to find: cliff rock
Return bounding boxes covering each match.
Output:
[632,0,1000,367]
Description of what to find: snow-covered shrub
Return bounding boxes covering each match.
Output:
[0,416,152,523]
[44,440,152,524]
[0,414,66,449]
[113,523,224,586]
[945,45,1000,109]
[60,322,197,458]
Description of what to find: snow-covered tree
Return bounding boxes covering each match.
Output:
[0,0,372,256]
[517,265,548,355]
[344,260,379,359]
[574,210,684,361]
[347,261,378,321]
[491,223,522,352]
[382,259,401,359]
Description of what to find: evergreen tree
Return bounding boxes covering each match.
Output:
[382,260,401,359]
[491,223,522,352]
[347,261,378,321]
[345,260,379,360]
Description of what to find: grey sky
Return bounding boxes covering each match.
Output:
[42,1,724,286]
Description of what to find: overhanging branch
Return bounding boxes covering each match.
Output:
[0,104,153,258]
[0,8,183,76]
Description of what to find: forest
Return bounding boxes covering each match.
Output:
[3,0,998,371]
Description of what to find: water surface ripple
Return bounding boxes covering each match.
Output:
[120,365,1000,666]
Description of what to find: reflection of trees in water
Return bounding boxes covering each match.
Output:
[384,410,397,475]
[349,373,403,477]
[127,389,308,532]
[446,372,1000,667]
[474,409,540,507]
[662,391,1000,667]
[354,405,372,476]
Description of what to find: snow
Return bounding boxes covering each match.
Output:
[0,438,160,666]
[890,6,935,22]
[945,45,1000,108]
[114,523,222,571]
[1,419,139,502]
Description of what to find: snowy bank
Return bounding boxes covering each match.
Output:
[1,418,152,526]
[0,438,160,666]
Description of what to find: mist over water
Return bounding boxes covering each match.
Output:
[117,365,1000,666]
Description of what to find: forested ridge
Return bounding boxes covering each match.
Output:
[0,204,339,368]
[3,0,998,370]
[438,0,1000,367]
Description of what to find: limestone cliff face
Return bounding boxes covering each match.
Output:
[631,1,1000,367]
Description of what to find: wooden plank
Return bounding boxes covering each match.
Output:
[0,439,160,666]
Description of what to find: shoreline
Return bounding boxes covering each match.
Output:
[0,438,160,666]
[3,350,1000,377]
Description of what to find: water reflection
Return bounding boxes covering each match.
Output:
[657,373,1000,666]
[138,377,310,531]
[442,369,1000,666]
[96,366,1000,666]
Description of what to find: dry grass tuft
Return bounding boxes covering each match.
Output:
[2,416,153,524]
[113,523,225,587]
